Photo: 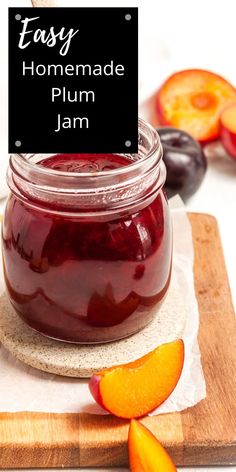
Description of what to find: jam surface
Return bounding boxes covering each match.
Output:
[2,153,172,343]
[40,153,130,173]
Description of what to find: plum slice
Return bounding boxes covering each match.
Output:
[220,103,236,159]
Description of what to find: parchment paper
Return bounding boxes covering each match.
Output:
[0,196,206,414]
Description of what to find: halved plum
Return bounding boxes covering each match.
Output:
[156,69,236,143]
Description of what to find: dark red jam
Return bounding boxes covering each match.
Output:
[2,153,172,343]
[40,153,130,173]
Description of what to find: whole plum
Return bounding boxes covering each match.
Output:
[157,127,207,201]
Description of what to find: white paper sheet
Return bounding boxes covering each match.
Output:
[0,196,206,414]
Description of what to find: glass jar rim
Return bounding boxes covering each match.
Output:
[10,117,161,180]
[7,118,165,216]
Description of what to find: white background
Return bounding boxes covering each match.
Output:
[0,0,236,470]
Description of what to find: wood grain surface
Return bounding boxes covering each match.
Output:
[0,213,236,468]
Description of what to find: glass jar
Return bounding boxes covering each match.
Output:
[2,119,172,343]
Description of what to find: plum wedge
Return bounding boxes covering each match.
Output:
[128,419,177,471]
[89,339,184,419]
[220,103,236,159]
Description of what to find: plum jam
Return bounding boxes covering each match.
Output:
[2,119,172,343]
[39,153,131,173]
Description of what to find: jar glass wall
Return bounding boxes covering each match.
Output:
[2,119,172,343]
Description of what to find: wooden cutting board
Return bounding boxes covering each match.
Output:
[0,212,236,468]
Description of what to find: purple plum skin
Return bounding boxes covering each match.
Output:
[157,127,207,201]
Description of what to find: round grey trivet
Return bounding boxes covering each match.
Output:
[0,286,186,378]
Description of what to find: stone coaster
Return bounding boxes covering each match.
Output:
[0,286,186,378]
